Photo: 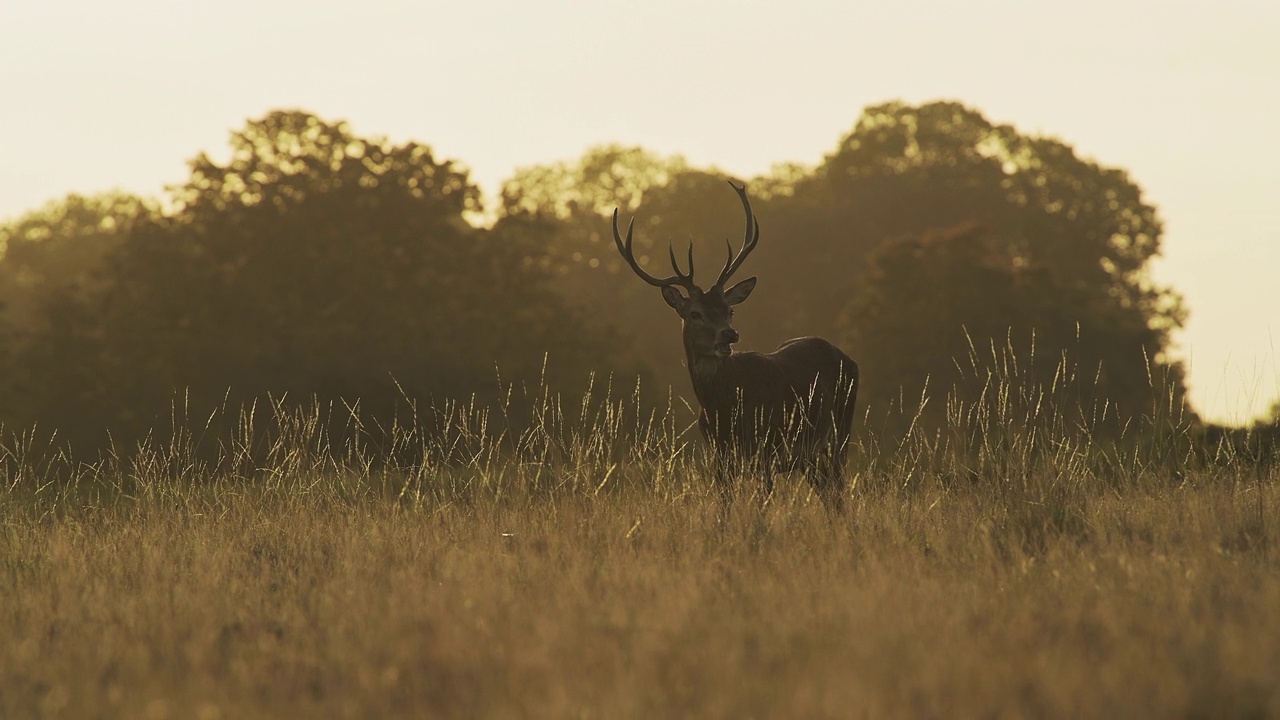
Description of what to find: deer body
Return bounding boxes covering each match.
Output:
[614,182,859,512]
[691,337,858,510]
[692,338,858,459]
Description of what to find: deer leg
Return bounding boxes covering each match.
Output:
[747,468,776,514]
[712,452,736,520]
[820,465,846,515]
[809,443,847,516]
[826,434,852,515]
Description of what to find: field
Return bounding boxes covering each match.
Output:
[2,383,1278,718]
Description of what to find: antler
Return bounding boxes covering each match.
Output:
[714,180,760,289]
[612,209,698,291]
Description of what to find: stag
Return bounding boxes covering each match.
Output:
[612,181,859,512]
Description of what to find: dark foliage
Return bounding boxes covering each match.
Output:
[0,101,1233,459]
[501,101,1193,436]
[0,111,611,454]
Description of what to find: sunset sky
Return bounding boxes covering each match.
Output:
[3,0,1277,423]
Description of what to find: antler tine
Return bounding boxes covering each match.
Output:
[667,240,695,284]
[715,180,760,288]
[613,208,698,291]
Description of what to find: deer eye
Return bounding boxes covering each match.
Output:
[689,310,703,321]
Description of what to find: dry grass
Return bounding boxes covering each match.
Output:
[2,380,1278,718]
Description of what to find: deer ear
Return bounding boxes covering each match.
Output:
[661,285,689,314]
[723,276,756,306]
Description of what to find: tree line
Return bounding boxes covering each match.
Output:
[0,101,1216,457]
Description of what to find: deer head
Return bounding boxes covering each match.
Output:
[612,181,760,363]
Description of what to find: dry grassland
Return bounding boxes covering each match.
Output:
[2,390,1278,718]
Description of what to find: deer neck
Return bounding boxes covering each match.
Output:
[685,347,734,409]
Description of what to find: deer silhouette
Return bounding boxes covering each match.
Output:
[613,181,859,512]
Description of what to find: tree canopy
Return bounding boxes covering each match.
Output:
[500,101,1187,431]
[0,101,1198,455]
[0,111,610,452]
[817,101,1186,426]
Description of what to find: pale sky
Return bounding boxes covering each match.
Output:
[2,0,1277,423]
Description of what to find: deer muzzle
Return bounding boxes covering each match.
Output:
[714,328,739,358]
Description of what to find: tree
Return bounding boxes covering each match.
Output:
[0,101,1192,454]
[501,101,1189,436]
[814,101,1187,427]
[501,144,688,220]
[1,111,610,453]
[0,192,156,338]
[497,147,742,395]
[0,193,160,447]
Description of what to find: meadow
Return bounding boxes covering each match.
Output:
[2,374,1277,719]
